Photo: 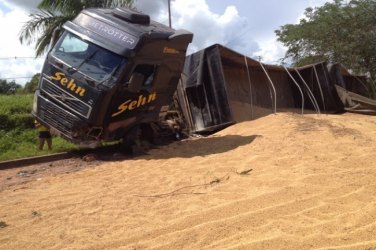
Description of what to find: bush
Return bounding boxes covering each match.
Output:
[10,113,35,129]
[0,94,79,161]
[0,94,33,131]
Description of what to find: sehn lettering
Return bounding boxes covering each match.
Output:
[112,92,157,117]
[50,72,86,97]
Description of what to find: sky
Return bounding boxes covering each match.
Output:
[0,0,329,85]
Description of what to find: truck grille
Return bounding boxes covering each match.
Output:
[40,76,91,118]
[38,95,81,139]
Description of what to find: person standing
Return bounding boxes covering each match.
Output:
[34,120,52,150]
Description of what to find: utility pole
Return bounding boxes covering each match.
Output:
[168,0,172,28]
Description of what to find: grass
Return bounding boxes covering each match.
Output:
[0,94,33,114]
[0,129,78,161]
[0,94,78,162]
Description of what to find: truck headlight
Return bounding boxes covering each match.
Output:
[32,93,38,113]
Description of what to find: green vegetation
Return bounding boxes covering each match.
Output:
[275,0,376,97]
[0,75,39,95]
[0,94,78,161]
[23,73,40,94]
[0,79,22,95]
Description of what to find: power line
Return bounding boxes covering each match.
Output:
[0,56,45,60]
[1,76,35,80]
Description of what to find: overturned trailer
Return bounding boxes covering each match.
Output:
[176,44,376,134]
[329,64,376,114]
[176,44,297,134]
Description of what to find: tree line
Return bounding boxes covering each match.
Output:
[0,74,40,95]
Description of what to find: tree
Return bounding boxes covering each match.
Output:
[23,73,41,94]
[0,79,22,95]
[19,0,135,57]
[275,0,376,94]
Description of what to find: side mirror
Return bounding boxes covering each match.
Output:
[48,27,61,52]
[128,72,144,93]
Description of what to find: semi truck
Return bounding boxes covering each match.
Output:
[32,7,193,148]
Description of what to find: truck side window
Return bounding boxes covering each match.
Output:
[132,64,157,87]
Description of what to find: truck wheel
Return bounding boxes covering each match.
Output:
[122,124,154,155]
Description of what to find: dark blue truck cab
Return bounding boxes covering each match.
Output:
[33,8,193,147]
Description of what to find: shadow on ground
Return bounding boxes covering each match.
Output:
[91,134,261,161]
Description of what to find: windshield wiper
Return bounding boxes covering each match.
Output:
[67,49,99,74]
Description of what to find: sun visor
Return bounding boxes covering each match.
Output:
[168,29,193,43]
[63,21,134,57]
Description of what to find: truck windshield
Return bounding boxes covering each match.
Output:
[51,31,124,83]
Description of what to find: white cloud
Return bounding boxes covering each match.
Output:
[0,7,44,85]
[140,0,260,56]
[252,39,287,64]
[1,0,39,12]
[134,0,166,21]
[252,0,329,64]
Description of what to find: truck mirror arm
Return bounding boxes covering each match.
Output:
[48,27,62,52]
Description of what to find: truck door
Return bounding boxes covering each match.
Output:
[106,63,159,135]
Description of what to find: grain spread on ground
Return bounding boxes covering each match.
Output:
[1,112,376,249]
